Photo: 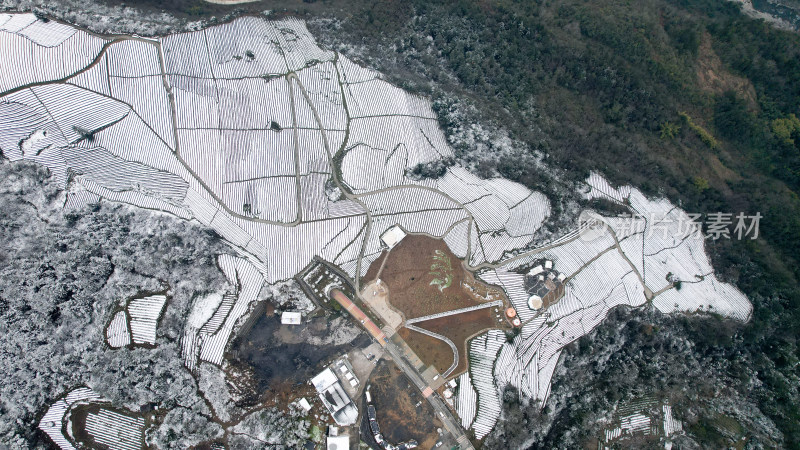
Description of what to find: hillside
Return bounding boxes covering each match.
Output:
[2,0,800,447]
[307,1,800,446]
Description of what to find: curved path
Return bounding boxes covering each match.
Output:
[405,323,460,378]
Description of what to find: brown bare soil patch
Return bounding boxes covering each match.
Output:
[542,283,566,309]
[397,326,454,374]
[414,308,510,378]
[364,235,506,320]
[367,358,443,448]
[696,32,757,108]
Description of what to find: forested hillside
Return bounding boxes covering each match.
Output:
[310,1,800,446]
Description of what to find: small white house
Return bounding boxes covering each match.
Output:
[528,265,544,276]
[327,435,349,450]
[281,311,302,325]
[380,225,407,249]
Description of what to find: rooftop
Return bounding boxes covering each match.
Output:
[380,225,407,249]
[281,311,302,325]
[312,368,358,426]
[326,435,349,450]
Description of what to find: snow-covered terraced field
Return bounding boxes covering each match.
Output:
[455,372,478,430]
[38,387,102,450]
[84,409,145,450]
[601,401,683,446]
[468,330,506,440]
[128,295,167,345]
[182,254,265,370]
[106,310,131,348]
[104,294,166,347]
[1,13,753,442]
[467,174,751,436]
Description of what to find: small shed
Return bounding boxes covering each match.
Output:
[298,398,312,412]
[281,311,302,325]
[380,225,407,249]
[528,265,544,276]
[327,435,349,450]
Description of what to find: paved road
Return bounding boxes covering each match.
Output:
[382,341,475,450]
[333,289,474,449]
[403,323,460,378]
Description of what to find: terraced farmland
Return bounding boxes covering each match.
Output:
[0,12,754,446]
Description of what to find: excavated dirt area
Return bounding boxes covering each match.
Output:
[233,313,371,391]
[367,358,443,448]
[412,307,510,378]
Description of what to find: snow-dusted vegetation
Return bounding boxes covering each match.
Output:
[0,161,227,446]
[227,407,310,448]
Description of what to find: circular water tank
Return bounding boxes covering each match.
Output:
[528,295,543,310]
[505,308,517,318]
[512,318,521,327]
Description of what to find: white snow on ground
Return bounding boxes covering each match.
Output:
[186,292,224,329]
[594,177,752,321]
[84,409,145,450]
[1,16,753,442]
[0,14,104,93]
[602,400,683,445]
[469,330,506,440]
[466,173,751,437]
[105,310,131,348]
[182,255,265,370]
[128,294,167,345]
[39,387,102,450]
[38,387,144,450]
[0,13,549,288]
[455,372,478,430]
[663,404,683,436]
[105,294,167,348]
[585,171,632,204]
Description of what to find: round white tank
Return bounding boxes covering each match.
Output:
[528,295,543,310]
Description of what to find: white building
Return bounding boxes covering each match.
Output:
[380,225,407,249]
[528,295,543,310]
[327,435,349,450]
[528,265,544,276]
[281,311,302,325]
[311,368,358,426]
[327,426,349,450]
